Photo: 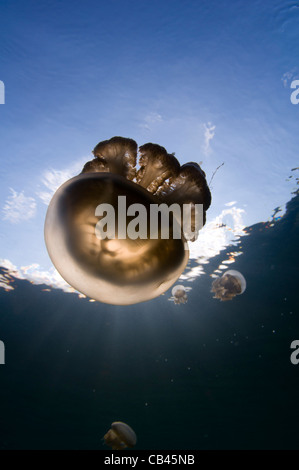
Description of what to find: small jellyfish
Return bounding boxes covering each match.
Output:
[171,284,188,304]
[211,269,246,301]
[104,421,137,450]
[44,137,211,305]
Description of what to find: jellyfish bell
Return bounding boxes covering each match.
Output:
[171,284,185,297]
[171,284,188,304]
[211,269,246,301]
[225,270,246,294]
[104,421,137,450]
[44,137,211,305]
[45,173,188,305]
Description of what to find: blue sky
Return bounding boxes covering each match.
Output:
[0,0,298,290]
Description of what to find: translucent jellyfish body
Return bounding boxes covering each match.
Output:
[171,285,188,304]
[104,422,137,450]
[45,137,211,305]
[211,270,246,301]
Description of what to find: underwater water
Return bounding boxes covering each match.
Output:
[0,190,298,450]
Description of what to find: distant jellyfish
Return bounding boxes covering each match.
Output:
[211,270,246,301]
[104,422,137,450]
[44,137,211,305]
[172,284,188,304]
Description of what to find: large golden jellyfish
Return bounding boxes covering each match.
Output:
[211,270,246,301]
[44,137,211,305]
[104,421,137,450]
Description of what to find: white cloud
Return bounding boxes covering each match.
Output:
[37,159,86,205]
[0,258,76,295]
[2,189,37,223]
[225,201,237,207]
[19,263,75,292]
[202,122,216,156]
[180,206,247,282]
[281,69,298,88]
[139,112,163,131]
[189,206,246,260]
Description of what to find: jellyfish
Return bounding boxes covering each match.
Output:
[171,285,188,304]
[44,137,211,305]
[211,270,246,301]
[104,421,137,450]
